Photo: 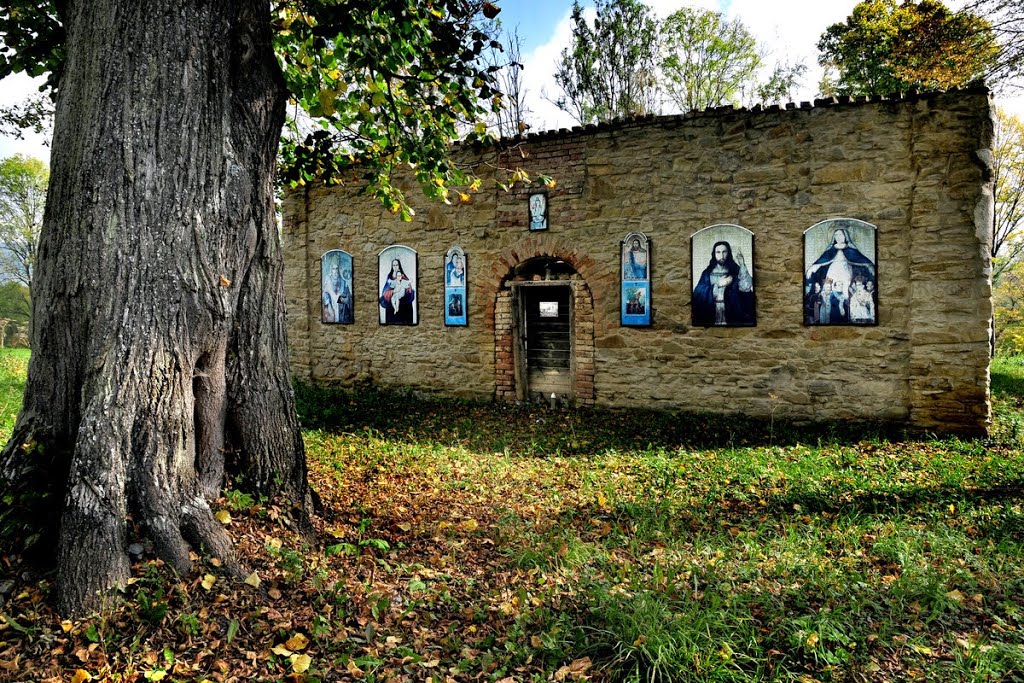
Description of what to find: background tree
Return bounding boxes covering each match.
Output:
[993,109,1024,281]
[483,25,532,138]
[0,154,48,291]
[818,0,998,96]
[659,7,761,113]
[0,0,503,616]
[0,282,30,346]
[962,0,1024,84]
[754,60,809,107]
[552,0,659,124]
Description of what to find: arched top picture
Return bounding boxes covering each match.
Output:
[528,192,548,231]
[803,218,878,326]
[445,246,467,288]
[621,232,649,282]
[320,249,353,325]
[378,245,418,326]
[690,224,755,327]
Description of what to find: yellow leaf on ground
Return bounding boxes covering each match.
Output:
[272,645,292,657]
[145,670,167,681]
[71,670,92,683]
[806,632,819,647]
[285,633,309,651]
[243,572,261,588]
[346,660,364,678]
[214,510,232,524]
[458,519,478,532]
[530,635,543,648]
[291,654,312,673]
[555,656,592,681]
[60,620,73,633]
[201,574,216,590]
[947,589,965,603]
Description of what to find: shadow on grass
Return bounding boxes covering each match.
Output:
[296,381,935,455]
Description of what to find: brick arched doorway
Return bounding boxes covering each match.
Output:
[494,255,595,407]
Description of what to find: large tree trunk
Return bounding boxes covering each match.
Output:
[0,0,308,616]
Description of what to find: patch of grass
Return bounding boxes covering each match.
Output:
[3,357,1024,682]
[0,347,29,438]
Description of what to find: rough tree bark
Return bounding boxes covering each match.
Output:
[0,0,308,616]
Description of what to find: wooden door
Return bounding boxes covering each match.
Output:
[520,285,573,402]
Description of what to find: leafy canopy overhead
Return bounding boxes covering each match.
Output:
[0,0,512,219]
[817,0,999,96]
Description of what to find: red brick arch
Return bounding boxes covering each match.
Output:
[489,236,596,406]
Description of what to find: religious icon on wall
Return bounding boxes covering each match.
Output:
[378,245,418,325]
[803,218,877,326]
[691,224,756,327]
[320,249,354,325]
[620,231,651,326]
[444,246,467,326]
[528,192,548,231]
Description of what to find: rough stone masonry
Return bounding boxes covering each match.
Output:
[283,87,994,435]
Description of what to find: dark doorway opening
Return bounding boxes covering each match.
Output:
[518,284,574,404]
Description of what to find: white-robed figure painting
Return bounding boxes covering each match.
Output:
[803,219,877,326]
[321,249,353,324]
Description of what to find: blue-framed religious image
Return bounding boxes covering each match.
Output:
[803,218,877,326]
[620,231,651,326]
[320,249,354,325]
[691,224,755,327]
[528,192,548,231]
[378,244,418,325]
[444,246,467,326]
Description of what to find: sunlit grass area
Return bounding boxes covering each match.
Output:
[1,350,1022,682]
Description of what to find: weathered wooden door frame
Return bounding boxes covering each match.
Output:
[511,281,576,404]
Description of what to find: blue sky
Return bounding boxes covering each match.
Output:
[1,0,1021,161]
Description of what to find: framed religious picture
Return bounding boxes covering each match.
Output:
[378,245,418,325]
[320,249,354,325]
[690,224,756,327]
[444,246,467,326]
[528,192,548,231]
[803,218,877,326]
[620,231,651,326]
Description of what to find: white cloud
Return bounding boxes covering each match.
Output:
[517,7,579,132]
[724,0,859,103]
[0,72,51,163]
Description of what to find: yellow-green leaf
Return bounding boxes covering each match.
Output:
[291,654,312,673]
[285,633,309,651]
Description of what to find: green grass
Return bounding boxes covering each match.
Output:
[2,350,1023,682]
[0,347,28,437]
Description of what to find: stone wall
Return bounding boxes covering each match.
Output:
[283,88,994,434]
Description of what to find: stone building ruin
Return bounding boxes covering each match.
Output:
[283,88,995,435]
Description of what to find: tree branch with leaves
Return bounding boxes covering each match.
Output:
[552,0,659,125]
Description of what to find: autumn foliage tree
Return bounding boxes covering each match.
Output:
[0,0,503,616]
[818,0,998,96]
